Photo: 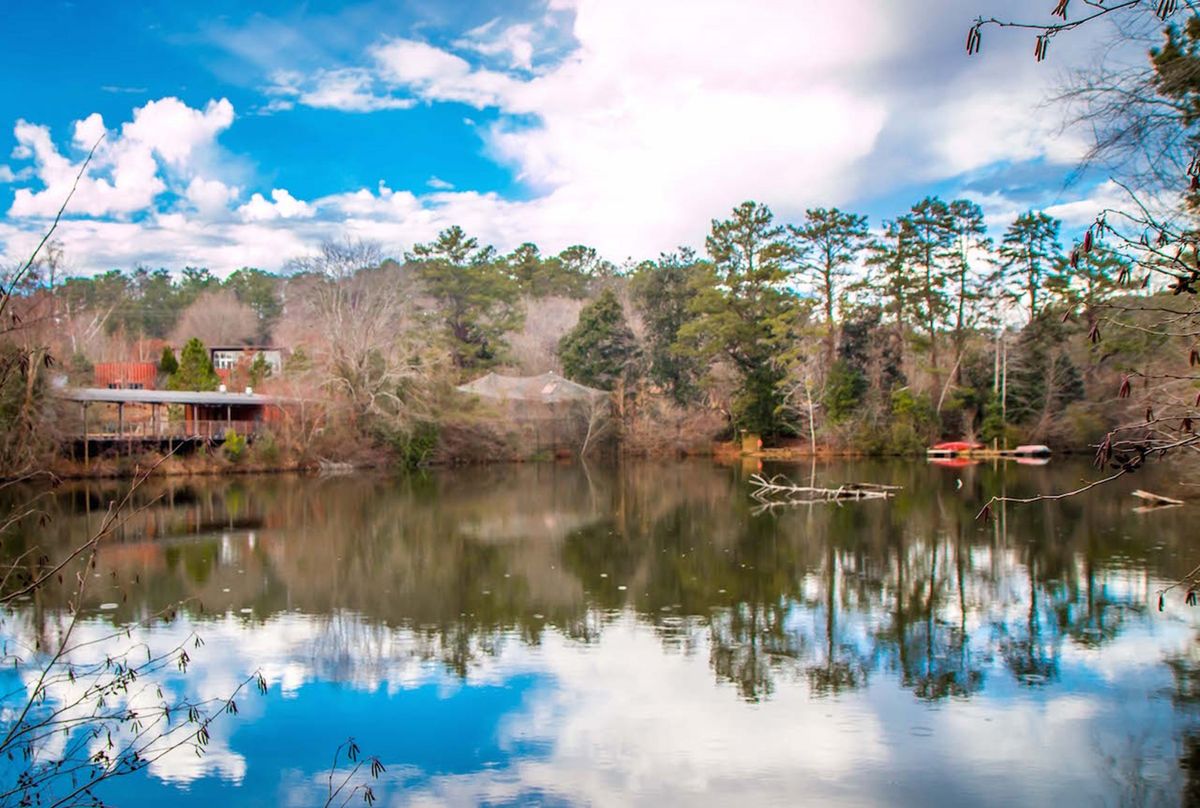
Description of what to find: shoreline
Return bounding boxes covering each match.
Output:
[15,442,1094,482]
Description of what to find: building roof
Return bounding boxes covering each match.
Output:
[59,387,284,406]
[456,371,607,403]
[207,345,283,352]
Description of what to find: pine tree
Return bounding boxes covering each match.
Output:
[248,352,272,387]
[407,226,522,370]
[864,220,919,357]
[898,196,957,377]
[999,211,1063,322]
[159,346,178,376]
[788,207,870,367]
[630,250,705,403]
[677,201,802,434]
[167,338,220,391]
[946,199,992,382]
[557,289,641,391]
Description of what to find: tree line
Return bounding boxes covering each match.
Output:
[2,187,1159,470]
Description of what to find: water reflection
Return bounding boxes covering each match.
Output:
[3,459,1200,805]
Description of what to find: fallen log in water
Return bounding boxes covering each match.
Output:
[749,474,901,506]
[1131,489,1184,508]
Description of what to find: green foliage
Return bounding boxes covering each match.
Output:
[159,346,178,376]
[1005,317,1085,429]
[823,360,866,423]
[506,243,591,298]
[979,393,1007,444]
[389,421,439,470]
[168,338,220,391]
[224,267,283,340]
[54,265,282,343]
[222,429,247,463]
[1152,17,1200,209]
[677,201,802,435]
[789,207,870,329]
[284,346,311,374]
[251,430,280,465]
[558,288,641,391]
[630,251,704,403]
[248,352,272,387]
[407,226,522,369]
[886,388,937,454]
[178,266,219,306]
[999,212,1063,322]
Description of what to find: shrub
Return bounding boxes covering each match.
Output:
[391,421,439,470]
[251,430,280,465]
[223,429,247,463]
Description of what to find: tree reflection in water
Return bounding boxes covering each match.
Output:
[3,457,1200,798]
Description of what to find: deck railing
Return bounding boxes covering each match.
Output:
[82,420,262,440]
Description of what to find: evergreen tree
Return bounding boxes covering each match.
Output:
[178,266,219,307]
[864,220,919,356]
[1051,246,1127,326]
[999,211,1063,322]
[557,245,616,281]
[248,352,272,387]
[946,199,992,382]
[167,338,220,391]
[897,197,956,377]
[677,201,801,435]
[224,267,283,340]
[506,243,589,298]
[406,226,522,370]
[788,207,870,366]
[630,250,705,403]
[159,346,178,376]
[1006,317,1085,431]
[557,288,641,391]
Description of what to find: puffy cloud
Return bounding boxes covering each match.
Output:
[8,97,235,219]
[185,176,240,215]
[237,188,315,221]
[0,0,1128,273]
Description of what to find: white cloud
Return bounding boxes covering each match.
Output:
[0,0,1131,273]
[238,188,315,221]
[185,176,240,215]
[455,20,537,70]
[265,68,414,113]
[426,176,454,190]
[370,38,523,109]
[8,97,235,219]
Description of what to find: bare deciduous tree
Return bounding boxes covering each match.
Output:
[283,240,452,455]
[170,289,259,348]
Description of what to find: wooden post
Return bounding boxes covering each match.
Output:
[81,402,89,468]
[117,403,124,450]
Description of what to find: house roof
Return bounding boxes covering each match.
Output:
[59,388,284,406]
[456,371,607,403]
[207,346,283,352]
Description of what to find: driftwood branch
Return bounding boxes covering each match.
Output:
[1131,489,1184,506]
[749,474,900,507]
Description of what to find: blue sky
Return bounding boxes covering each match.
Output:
[0,0,1129,275]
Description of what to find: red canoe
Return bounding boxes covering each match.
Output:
[931,441,984,453]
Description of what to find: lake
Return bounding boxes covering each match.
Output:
[2,458,1199,806]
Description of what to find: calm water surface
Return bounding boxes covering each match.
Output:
[4,458,1200,806]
